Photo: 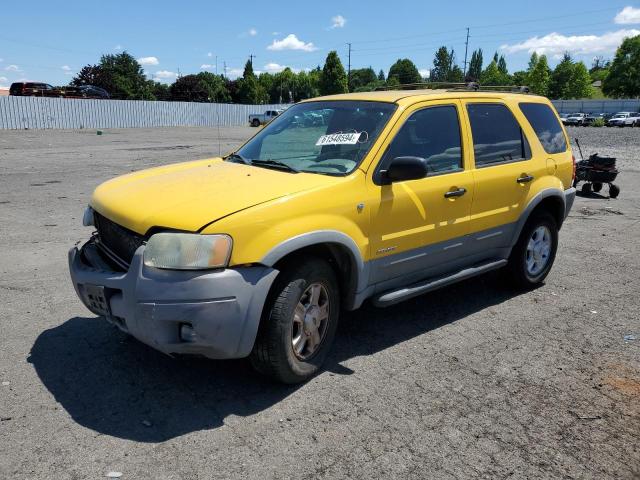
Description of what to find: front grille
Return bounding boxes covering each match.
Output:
[94,212,145,266]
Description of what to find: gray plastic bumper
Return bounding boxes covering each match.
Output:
[564,187,576,219]
[68,241,278,359]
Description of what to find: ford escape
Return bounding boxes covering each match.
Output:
[69,88,576,383]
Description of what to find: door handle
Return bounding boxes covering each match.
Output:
[444,187,467,198]
[517,174,534,184]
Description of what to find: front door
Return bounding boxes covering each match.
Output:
[367,100,474,285]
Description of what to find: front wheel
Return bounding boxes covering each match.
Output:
[250,258,340,383]
[506,212,558,289]
[251,119,260,127]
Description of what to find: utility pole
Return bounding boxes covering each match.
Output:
[223,61,227,78]
[215,55,218,76]
[463,27,470,79]
[347,43,352,92]
[249,54,256,68]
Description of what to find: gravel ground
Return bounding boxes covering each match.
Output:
[0,126,638,479]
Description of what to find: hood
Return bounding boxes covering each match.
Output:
[90,158,334,234]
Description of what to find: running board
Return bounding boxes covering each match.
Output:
[372,259,508,307]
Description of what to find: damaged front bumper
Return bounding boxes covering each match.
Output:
[68,240,278,359]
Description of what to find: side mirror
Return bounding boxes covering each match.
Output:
[381,156,428,184]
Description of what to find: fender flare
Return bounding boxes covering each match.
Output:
[260,230,368,295]
[510,188,565,247]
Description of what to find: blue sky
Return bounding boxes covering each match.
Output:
[1,1,639,88]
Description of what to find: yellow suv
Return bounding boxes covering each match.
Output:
[69,88,576,383]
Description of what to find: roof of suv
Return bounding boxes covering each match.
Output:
[304,89,544,106]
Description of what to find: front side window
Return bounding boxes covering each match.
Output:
[378,105,463,177]
[467,103,531,167]
[519,102,567,154]
[235,101,397,175]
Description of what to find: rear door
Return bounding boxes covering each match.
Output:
[462,100,545,240]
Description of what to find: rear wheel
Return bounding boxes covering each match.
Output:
[581,183,592,195]
[250,258,340,383]
[507,212,558,289]
[251,118,260,127]
[609,184,620,199]
[592,182,603,193]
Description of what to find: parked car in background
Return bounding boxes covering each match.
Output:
[9,82,62,97]
[559,113,570,125]
[583,113,605,126]
[606,112,640,127]
[564,113,587,126]
[249,109,283,127]
[62,85,110,99]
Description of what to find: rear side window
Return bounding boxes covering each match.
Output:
[519,103,567,154]
[467,103,531,167]
[380,105,462,176]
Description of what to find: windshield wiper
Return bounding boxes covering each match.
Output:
[251,159,300,173]
[224,152,251,165]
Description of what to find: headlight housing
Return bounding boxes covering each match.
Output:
[143,233,232,270]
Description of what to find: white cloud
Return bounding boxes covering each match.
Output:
[61,65,73,75]
[114,44,122,51]
[272,31,280,36]
[0,76,8,85]
[153,70,177,82]
[330,15,346,29]
[418,69,430,78]
[138,56,159,66]
[207,52,213,57]
[262,62,302,73]
[500,29,640,56]
[201,64,214,69]
[614,6,640,25]
[267,34,317,52]
[5,64,21,72]
[249,28,257,36]
[225,68,244,79]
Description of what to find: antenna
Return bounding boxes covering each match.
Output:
[347,43,352,92]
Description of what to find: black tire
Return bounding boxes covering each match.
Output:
[592,182,603,193]
[250,258,340,383]
[506,212,558,289]
[581,183,592,195]
[251,119,260,127]
[609,184,620,199]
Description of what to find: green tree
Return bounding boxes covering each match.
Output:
[378,69,386,82]
[237,60,268,103]
[388,58,421,85]
[467,49,483,81]
[481,60,510,85]
[528,52,539,71]
[295,70,320,101]
[170,73,231,102]
[349,67,378,90]
[149,81,171,101]
[603,35,640,98]
[71,52,151,99]
[497,55,508,75]
[526,54,550,96]
[512,71,528,87]
[432,46,453,82]
[568,61,593,99]
[548,53,574,99]
[448,64,464,82]
[319,51,348,95]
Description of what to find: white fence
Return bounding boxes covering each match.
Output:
[552,99,640,114]
[0,96,288,130]
[1,96,639,130]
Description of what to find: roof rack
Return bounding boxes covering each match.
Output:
[374,82,531,94]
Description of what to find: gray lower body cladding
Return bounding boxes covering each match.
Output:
[68,240,278,359]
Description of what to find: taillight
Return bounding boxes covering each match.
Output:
[571,154,576,182]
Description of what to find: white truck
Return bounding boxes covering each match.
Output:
[249,109,282,127]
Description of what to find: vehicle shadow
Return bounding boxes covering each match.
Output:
[29,271,524,442]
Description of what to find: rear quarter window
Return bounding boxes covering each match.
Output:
[519,103,567,155]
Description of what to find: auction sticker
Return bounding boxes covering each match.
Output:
[316,132,360,146]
